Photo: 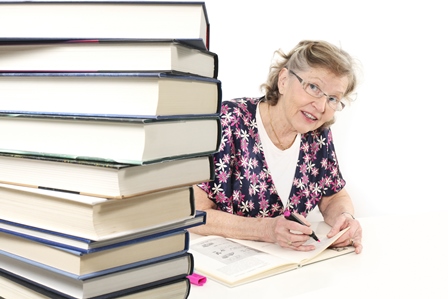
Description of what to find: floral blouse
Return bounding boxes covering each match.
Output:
[198,97,346,218]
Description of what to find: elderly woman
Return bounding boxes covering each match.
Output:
[190,40,363,254]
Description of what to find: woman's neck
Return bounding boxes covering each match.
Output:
[262,102,297,150]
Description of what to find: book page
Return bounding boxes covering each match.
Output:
[229,224,352,266]
[190,236,297,287]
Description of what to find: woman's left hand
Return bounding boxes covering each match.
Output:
[327,213,363,254]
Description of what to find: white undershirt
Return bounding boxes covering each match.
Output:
[256,102,301,208]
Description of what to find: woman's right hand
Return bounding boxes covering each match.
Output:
[268,214,316,251]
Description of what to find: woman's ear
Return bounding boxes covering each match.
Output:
[277,67,289,95]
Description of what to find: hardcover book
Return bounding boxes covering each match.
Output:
[0,272,191,299]
[0,39,218,78]
[0,1,210,50]
[0,153,213,199]
[0,183,197,240]
[0,251,194,299]
[0,211,206,253]
[0,229,190,277]
[0,72,222,118]
[0,111,220,165]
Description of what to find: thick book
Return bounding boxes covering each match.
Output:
[0,153,213,199]
[0,228,190,277]
[0,183,197,241]
[0,111,220,165]
[0,211,206,253]
[189,223,355,287]
[0,272,191,299]
[0,1,210,50]
[0,250,194,299]
[0,72,222,118]
[0,39,218,78]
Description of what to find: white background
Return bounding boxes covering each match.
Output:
[163,0,447,218]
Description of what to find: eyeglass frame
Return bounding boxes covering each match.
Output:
[288,69,347,111]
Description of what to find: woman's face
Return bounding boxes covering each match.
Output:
[277,67,349,134]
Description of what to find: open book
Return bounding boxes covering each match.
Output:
[189,221,355,287]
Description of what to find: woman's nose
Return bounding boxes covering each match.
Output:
[312,96,327,113]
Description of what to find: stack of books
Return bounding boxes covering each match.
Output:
[0,1,220,298]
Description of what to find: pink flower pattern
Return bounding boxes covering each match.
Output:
[198,98,345,218]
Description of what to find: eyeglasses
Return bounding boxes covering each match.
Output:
[289,69,346,111]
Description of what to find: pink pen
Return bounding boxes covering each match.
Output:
[187,273,207,286]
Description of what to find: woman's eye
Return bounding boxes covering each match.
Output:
[308,84,321,95]
[328,96,340,103]
[308,83,318,91]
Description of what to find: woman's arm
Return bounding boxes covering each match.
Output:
[188,185,316,251]
[319,188,363,253]
[319,188,354,226]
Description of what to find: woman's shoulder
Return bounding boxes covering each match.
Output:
[305,127,333,140]
[222,97,262,109]
[220,97,262,117]
[301,127,337,159]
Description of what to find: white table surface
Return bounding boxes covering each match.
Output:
[188,212,448,299]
